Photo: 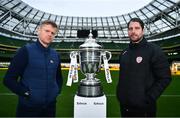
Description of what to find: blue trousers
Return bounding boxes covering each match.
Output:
[16,101,56,117]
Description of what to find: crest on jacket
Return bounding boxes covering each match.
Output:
[50,60,54,64]
[136,56,143,63]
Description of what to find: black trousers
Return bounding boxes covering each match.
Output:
[16,101,56,117]
[120,104,156,117]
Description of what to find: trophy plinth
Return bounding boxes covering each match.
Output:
[77,81,103,97]
[77,73,103,97]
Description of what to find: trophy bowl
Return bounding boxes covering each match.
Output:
[78,48,103,97]
[79,49,101,74]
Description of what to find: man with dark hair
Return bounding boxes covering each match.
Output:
[3,20,63,117]
[116,18,171,117]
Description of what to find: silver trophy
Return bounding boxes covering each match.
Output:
[67,32,112,97]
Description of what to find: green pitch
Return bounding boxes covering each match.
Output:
[0,69,180,117]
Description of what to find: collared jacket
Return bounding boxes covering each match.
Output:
[4,40,63,107]
[117,37,171,108]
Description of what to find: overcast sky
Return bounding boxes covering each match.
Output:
[22,0,152,17]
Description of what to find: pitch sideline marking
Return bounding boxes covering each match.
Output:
[0,93,180,97]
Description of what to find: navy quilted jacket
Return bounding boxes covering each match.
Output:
[4,40,63,107]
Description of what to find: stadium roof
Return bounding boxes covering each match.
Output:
[0,0,179,42]
[21,0,152,17]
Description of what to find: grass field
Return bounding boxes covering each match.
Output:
[0,69,180,117]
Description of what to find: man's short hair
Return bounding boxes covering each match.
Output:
[40,20,58,29]
[127,18,144,30]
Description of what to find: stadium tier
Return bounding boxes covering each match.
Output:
[0,32,179,63]
[0,0,179,62]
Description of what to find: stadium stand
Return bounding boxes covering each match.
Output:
[0,0,179,62]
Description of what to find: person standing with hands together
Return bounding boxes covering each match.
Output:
[3,20,63,117]
[117,18,171,117]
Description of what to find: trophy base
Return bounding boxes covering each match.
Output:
[74,95,106,118]
[77,79,103,97]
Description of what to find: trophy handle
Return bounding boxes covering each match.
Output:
[70,51,78,59]
[104,51,112,61]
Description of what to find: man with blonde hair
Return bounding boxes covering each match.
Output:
[4,20,63,117]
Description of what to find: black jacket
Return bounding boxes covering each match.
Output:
[117,38,171,108]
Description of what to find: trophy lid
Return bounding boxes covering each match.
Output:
[79,31,102,49]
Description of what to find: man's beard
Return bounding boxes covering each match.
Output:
[130,35,143,43]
